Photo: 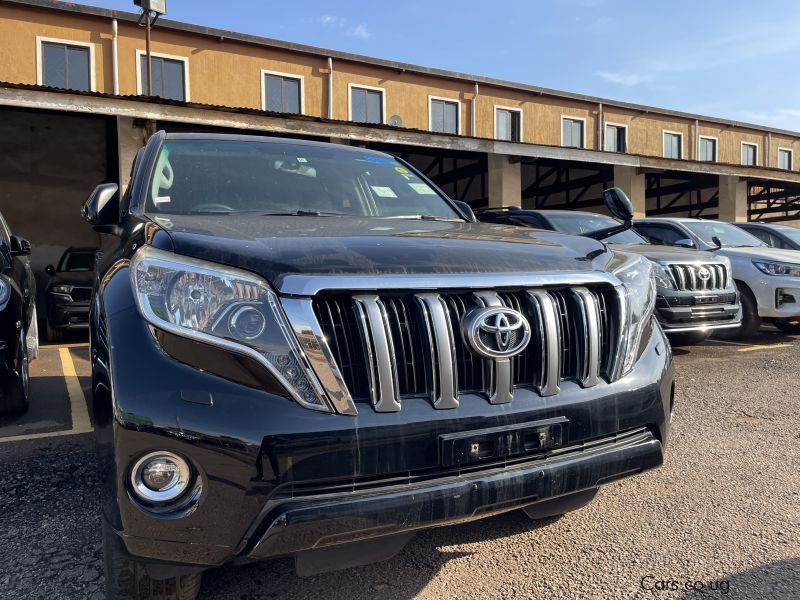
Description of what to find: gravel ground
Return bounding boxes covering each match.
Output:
[1,333,798,599]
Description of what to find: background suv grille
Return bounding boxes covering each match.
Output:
[313,285,621,411]
[666,263,727,291]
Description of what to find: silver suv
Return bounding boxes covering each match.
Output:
[634,218,800,337]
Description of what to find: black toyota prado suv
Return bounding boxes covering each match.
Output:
[84,132,674,600]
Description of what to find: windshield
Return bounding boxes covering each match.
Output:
[57,250,95,272]
[145,140,462,219]
[545,212,647,244]
[683,221,766,248]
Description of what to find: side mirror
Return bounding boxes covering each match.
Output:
[711,235,723,249]
[603,187,634,222]
[45,264,56,276]
[674,238,695,249]
[9,235,31,256]
[81,183,121,235]
[454,200,477,223]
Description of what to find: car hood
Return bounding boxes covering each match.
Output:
[47,271,94,288]
[715,246,800,263]
[609,243,720,263]
[151,214,615,287]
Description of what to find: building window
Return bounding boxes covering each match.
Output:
[138,52,188,101]
[604,123,626,152]
[349,85,384,124]
[698,136,717,162]
[495,107,522,142]
[663,132,682,159]
[741,142,758,166]
[262,71,302,114]
[778,148,792,170]
[430,97,459,134]
[562,117,585,148]
[38,39,92,92]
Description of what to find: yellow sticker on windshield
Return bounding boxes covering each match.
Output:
[395,166,410,175]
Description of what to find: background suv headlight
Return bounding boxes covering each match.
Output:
[752,260,800,277]
[130,246,332,412]
[652,263,675,290]
[613,253,656,377]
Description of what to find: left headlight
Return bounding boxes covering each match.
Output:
[51,284,73,294]
[753,259,800,277]
[130,246,332,413]
[652,263,675,290]
[0,279,9,306]
[613,253,656,378]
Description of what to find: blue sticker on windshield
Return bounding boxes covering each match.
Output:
[358,155,395,165]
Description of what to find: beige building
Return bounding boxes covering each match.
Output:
[2,0,800,291]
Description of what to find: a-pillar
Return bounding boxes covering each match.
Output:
[717,175,748,222]
[487,153,521,208]
[613,165,646,218]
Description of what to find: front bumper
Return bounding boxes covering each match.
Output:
[655,290,741,332]
[98,275,674,570]
[747,276,800,319]
[47,294,89,329]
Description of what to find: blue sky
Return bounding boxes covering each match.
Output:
[77,0,800,131]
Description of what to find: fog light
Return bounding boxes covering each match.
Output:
[130,451,191,504]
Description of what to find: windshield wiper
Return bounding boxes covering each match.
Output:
[260,210,345,217]
[380,214,464,222]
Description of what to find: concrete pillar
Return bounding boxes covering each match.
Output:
[487,153,521,208]
[718,175,748,222]
[116,116,147,195]
[613,165,646,218]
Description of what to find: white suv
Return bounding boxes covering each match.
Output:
[634,218,800,338]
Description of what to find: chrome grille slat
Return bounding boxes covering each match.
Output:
[473,291,513,405]
[415,293,459,409]
[666,263,728,292]
[572,287,601,388]
[353,295,401,412]
[526,290,561,396]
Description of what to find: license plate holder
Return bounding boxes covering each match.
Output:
[439,417,568,467]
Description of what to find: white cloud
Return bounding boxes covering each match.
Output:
[596,71,653,86]
[319,15,346,27]
[348,24,371,39]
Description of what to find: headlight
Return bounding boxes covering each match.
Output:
[130,246,332,412]
[0,279,8,306]
[752,260,800,277]
[652,263,675,290]
[52,284,73,294]
[613,253,656,378]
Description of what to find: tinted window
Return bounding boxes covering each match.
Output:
[545,213,647,244]
[663,133,682,159]
[58,251,95,272]
[562,118,585,148]
[146,140,461,220]
[683,221,765,248]
[350,87,383,124]
[637,225,685,246]
[42,42,91,91]
[496,109,521,142]
[140,55,186,101]
[430,99,458,134]
[264,74,301,114]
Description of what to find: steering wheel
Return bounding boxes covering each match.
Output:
[191,203,236,213]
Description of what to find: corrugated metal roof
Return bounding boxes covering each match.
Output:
[3,0,800,138]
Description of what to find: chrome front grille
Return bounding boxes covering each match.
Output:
[309,285,621,414]
[666,263,727,291]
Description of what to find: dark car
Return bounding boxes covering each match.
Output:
[0,211,37,414]
[735,222,800,250]
[44,247,97,341]
[84,132,674,600]
[476,208,740,344]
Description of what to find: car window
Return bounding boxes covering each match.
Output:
[57,251,96,272]
[146,140,461,220]
[746,228,785,249]
[543,213,647,244]
[682,221,765,248]
[635,225,685,246]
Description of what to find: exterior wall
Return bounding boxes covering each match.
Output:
[2,1,800,174]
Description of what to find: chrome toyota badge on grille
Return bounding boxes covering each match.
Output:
[462,307,531,359]
[697,267,711,281]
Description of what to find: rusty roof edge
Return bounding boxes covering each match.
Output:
[4,0,800,139]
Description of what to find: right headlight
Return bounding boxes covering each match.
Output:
[652,263,675,290]
[130,245,332,413]
[613,253,656,378]
[752,260,800,277]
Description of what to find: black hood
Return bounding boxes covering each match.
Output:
[47,271,94,288]
[150,214,614,287]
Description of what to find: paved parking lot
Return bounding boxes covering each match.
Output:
[0,333,798,599]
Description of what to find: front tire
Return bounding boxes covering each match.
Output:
[0,326,30,415]
[667,330,709,346]
[103,523,202,600]
[715,285,761,340]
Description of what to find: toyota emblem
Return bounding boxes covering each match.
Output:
[697,267,711,281]
[462,307,531,359]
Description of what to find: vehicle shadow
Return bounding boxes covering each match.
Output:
[199,509,561,599]
[680,558,800,599]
